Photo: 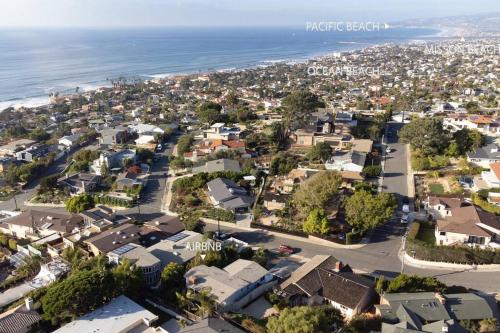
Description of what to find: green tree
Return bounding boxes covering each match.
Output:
[344,190,396,233]
[161,262,186,300]
[280,90,325,135]
[307,142,333,163]
[65,194,95,213]
[196,102,223,124]
[112,259,144,298]
[41,269,114,325]
[267,305,343,333]
[0,233,8,246]
[386,274,446,293]
[176,134,195,156]
[251,247,269,267]
[293,171,342,214]
[303,208,330,235]
[399,118,450,156]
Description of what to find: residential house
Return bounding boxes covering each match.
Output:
[146,230,203,269]
[425,196,465,220]
[58,173,101,195]
[263,192,289,211]
[179,317,246,333]
[115,171,145,191]
[107,243,162,286]
[185,259,274,312]
[272,168,318,194]
[98,127,129,147]
[58,134,81,150]
[377,292,494,333]
[91,149,136,175]
[279,255,376,319]
[444,114,500,137]
[80,205,131,230]
[142,215,184,242]
[0,139,35,157]
[203,123,241,140]
[84,223,142,256]
[480,162,500,189]
[128,123,165,135]
[351,139,374,154]
[335,111,358,128]
[206,178,254,213]
[209,139,246,153]
[15,144,49,162]
[325,151,366,173]
[0,157,15,173]
[0,210,84,239]
[0,299,42,333]
[434,205,500,248]
[54,295,158,333]
[467,143,500,168]
[192,158,241,174]
[292,130,353,151]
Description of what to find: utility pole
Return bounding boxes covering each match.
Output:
[13,192,18,211]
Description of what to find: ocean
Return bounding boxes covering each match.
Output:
[0,26,438,110]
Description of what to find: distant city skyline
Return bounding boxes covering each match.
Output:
[0,0,499,28]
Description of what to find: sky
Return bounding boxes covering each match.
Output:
[0,0,498,28]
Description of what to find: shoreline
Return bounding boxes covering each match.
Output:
[0,27,447,111]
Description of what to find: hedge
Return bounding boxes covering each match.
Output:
[407,222,420,241]
[407,239,500,265]
[204,208,235,222]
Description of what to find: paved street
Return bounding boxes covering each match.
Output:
[206,120,500,293]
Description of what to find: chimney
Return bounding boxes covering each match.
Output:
[25,297,34,310]
[435,292,446,305]
[335,261,343,271]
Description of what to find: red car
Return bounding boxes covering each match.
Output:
[278,244,295,256]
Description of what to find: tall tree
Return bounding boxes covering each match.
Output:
[303,208,330,235]
[280,90,325,135]
[344,190,397,233]
[292,170,342,214]
[398,118,450,156]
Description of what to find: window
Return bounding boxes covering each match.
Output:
[440,232,446,236]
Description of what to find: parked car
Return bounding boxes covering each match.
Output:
[402,204,410,213]
[386,146,391,153]
[401,213,409,224]
[278,244,295,256]
[214,231,229,241]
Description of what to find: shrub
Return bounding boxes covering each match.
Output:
[407,222,420,241]
[204,208,235,222]
[8,239,17,252]
[363,165,382,178]
[346,232,362,245]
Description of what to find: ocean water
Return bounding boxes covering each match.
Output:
[0,26,438,110]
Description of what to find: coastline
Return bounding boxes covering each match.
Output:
[0,27,445,111]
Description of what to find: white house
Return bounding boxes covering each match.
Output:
[325,151,366,173]
[58,134,81,150]
[129,123,164,135]
[184,259,273,312]
[203,123,241,140]
[467,143,500,168]
[481,162,500,189]
[425,196,465,220]
[435,205,500,249]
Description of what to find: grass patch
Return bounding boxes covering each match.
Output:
[416,225,436,245]
[429,183,445,195]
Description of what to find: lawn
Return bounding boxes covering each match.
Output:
[428,183,445,195]
[416,225,436,245]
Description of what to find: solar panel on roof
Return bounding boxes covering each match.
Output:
[9,252,29,267]
[110,243,136,256]
[166,232,189,242]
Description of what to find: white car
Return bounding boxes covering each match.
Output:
[401,213,409,224]
[402,204,410,214]
[386,146,391,153]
